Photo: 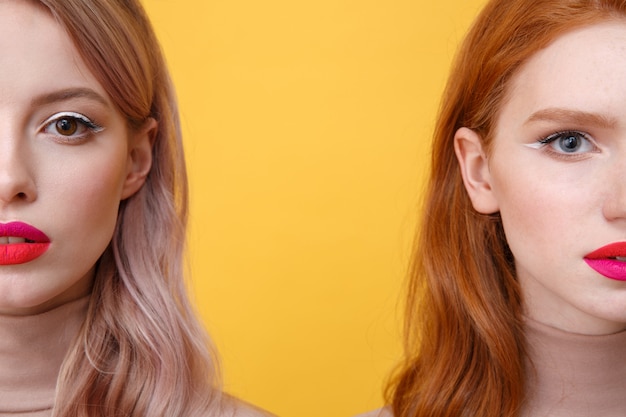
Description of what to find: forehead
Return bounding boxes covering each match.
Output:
[521,21,625,77]
[0,1,106,104]
[495,20,626,134]
[0,1,63,52]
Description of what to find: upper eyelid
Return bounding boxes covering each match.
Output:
[524,130,598,154]
[39,111,104,132]
[526,130,599,162]
[36,112,106,146]
[538,130,593,144]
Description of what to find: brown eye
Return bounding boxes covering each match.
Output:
[41,112,104,143]
[55,117,78,136]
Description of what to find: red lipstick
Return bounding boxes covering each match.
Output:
[584,242,626,281]
[0,222,50,265]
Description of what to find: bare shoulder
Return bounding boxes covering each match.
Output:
[353,407,393,417]
[216,396,277,417]
[230,401,277,417]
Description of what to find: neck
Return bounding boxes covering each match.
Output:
[522,317,626,417]
[0,296,88,415]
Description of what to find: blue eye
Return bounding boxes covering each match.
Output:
[538,130,596,154]
[41,111,104,142]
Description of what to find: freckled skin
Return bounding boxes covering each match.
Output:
[480,21,626,335]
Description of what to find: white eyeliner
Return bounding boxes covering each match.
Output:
[524,142,543,149]
[43,111,104,132]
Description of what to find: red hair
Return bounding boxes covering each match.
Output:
[388,1,626,416]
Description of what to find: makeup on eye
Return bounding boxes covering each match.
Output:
[539,130,595,151]
[525,129,599,157]
[39,111,104,142]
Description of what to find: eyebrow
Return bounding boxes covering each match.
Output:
[30,87,110,108]
[525,108,617,129]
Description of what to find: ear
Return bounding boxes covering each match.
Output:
[121,117,157,200]
[454,127,499,214]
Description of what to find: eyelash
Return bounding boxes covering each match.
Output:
[40,111,104,143]
[535,130,598,159]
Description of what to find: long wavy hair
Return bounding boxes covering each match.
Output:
[34,1,222,415]
[388,1,626,416]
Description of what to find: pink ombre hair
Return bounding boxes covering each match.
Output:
[35,1,222,415]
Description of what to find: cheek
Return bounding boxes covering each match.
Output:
[499,188,553,259]
[491,162,596,260]
[48,153,129,238]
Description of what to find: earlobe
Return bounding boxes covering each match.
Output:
[454,127,499,214]
[121,118,157,200]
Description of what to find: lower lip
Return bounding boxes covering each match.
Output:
[0,243,50,265]
[584,258,626,281]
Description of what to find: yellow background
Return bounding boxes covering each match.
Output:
[142,1,486,416]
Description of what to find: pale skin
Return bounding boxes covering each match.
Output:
[354,407,393,417]
[0,3,276,416]
[456,20,626,335]
[0,0,154,316]
[356,16,626,417]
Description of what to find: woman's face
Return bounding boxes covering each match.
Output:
[457,20,626,335]
[0,1,152,315]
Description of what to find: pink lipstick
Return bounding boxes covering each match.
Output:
[584,242,626,281]
[0,222,50,265]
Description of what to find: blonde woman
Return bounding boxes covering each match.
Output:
[0,1,271,416]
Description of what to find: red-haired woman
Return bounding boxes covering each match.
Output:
[366,1,626,416]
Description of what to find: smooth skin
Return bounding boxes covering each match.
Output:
[0,2,275,416]
[456,20,626,335]
[0,0,154,315]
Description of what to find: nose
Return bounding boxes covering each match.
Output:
[0,138,36,206]
[602,157,626,222]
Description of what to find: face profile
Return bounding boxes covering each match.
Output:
[0,1,154,315]
[456,21,626,335]
[381,1,626,417]
[0,0,274,415]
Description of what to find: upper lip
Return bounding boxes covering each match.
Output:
[584,242,626,259]
[0,222,49,243]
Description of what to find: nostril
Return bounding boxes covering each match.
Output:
[16,192,27,200]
